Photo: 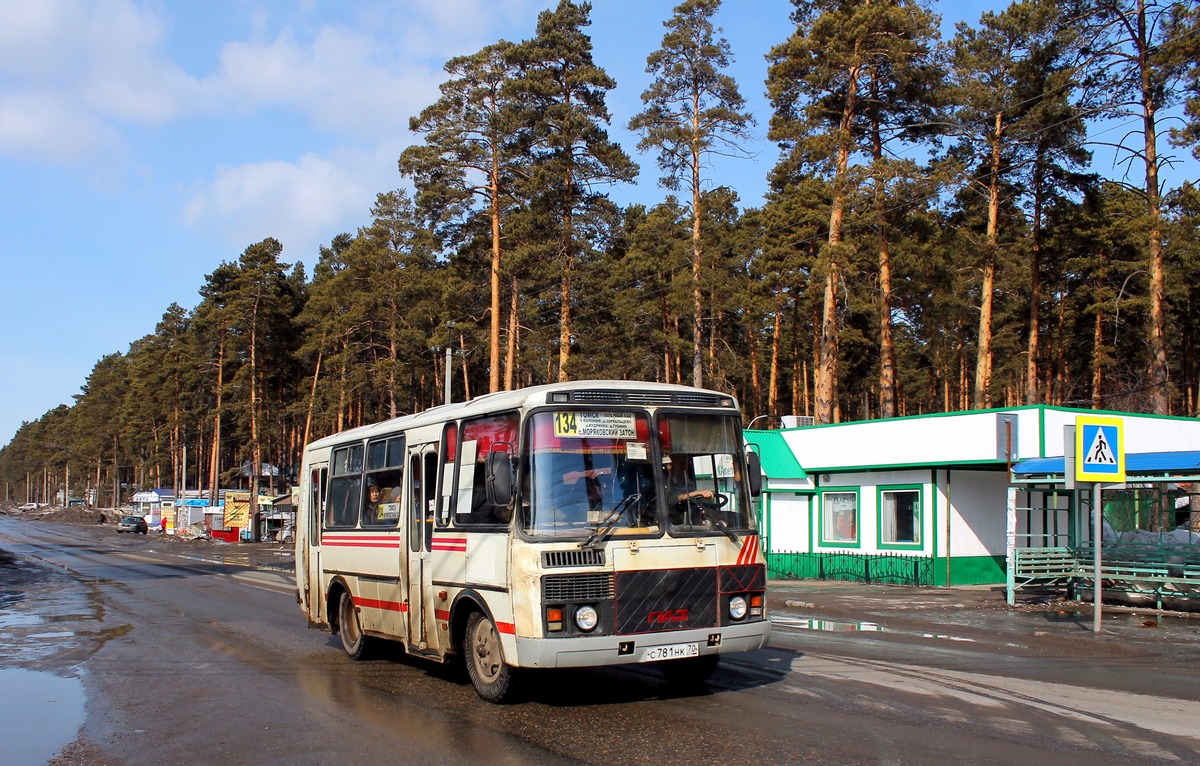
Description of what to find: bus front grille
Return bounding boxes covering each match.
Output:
[542,549,606,569]
[614,568,719,634]
[543,572,615,602]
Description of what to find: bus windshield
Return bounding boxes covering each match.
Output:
[523,410,658,538]
[658,412,756,537]
[521,409,755,539]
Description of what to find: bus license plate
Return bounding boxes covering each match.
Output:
[641,642,699,662]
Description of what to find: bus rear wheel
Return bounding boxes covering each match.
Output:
[463,612,516,703]
[337,590,373,661]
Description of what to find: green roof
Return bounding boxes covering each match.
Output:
[744,430,807,480]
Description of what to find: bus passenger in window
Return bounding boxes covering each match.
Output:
[365,480,382,522]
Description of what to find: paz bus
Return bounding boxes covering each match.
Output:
[295,380,770,701]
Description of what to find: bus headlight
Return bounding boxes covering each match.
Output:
[729,595,748,621]
[574,605,599,632]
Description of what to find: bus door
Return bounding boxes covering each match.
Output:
[304,463,328,621]
[405,443,440,654]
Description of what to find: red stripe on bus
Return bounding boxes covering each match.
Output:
[737,534,758,566]
[355,597,408,613]
[431,543,467,552]
[323,540,401,548]
[496,622,515,635]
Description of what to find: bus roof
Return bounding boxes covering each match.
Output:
[304,379,739,452]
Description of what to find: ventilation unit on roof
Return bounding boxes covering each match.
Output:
[780,415,815,428]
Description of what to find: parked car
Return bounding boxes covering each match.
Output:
[116,515,148,534]
[16,502,39,512]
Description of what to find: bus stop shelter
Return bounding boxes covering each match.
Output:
[1007,451,1200,610]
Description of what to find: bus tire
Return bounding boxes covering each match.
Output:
[463,611,516,703]
[337,590,373,661]
[659,654,719,686]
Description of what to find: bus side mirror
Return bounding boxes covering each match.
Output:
[746,452,763,497]
[485,451,513,507]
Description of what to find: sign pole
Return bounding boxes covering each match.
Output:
[1093,482,1102,634]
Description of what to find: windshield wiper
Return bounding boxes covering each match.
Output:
[580,493,640,550]
[703,510,740,544]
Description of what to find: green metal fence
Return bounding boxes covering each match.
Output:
[767,551,934,586]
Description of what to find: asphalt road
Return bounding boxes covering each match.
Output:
[3,516,1200,766]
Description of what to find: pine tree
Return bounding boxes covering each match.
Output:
[401,42,521,393]
[1078,0,1197,413]
[629,0,754,388]
[767,0,939,422]
[507,0,638,381]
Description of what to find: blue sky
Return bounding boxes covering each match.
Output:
[0,0,1194,450]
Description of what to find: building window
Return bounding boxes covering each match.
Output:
[821,491,858,545]
[880,487,921,546]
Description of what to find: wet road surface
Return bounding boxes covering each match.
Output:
[3,516,1200,765]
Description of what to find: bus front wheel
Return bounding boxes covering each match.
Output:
[463,612,516,703]
[337,590,373,661]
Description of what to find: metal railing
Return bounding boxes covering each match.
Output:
[767,551,934,586]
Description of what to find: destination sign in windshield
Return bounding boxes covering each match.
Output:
[553,411,638,439]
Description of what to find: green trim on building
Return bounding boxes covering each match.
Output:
[816,487,861,549]
[767,552,1005,587]
[876,483,923,551]
[744,430,806,480]
[812,459,1009,474]
[931,555,1006,586]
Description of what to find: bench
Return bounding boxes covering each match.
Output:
[1011,545,1200,609]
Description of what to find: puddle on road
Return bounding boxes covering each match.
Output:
[0,667,86,765]
[773,615,981,643]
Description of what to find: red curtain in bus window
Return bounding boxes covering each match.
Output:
[444,422,458,463]
[462,414,519,459]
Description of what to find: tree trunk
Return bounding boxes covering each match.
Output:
[1027,158,1045,404]
[505,278,518,391]
[871,76,897,419]
[973,111,1004,409]
[1092,295,1104,408]
[769,304,783,416]
[489,154,503,394]
[1142,15,1169,414]
[816,63,859,424]
[691,114,705,389]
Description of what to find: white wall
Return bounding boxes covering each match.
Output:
[936,470,1011,557]
[766,493,809,551]
[785,411,1033,469]
[1041,409,1200,454]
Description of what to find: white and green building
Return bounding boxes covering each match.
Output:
[747,406,1200,587]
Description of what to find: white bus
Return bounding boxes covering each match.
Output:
[295,380,770,701]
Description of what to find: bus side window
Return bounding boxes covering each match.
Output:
[326,445,364,527]
[455,412,518,527]
[309,467,326,540]
[326,475,361,527]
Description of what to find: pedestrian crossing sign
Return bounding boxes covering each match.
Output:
[1075,416,1124,483]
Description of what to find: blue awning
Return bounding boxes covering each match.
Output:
[1012,451,1200,477]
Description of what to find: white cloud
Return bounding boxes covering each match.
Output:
[0,90,120,161]
[0,0,196,160]
[183,144,406,262]
[206,26,440,140]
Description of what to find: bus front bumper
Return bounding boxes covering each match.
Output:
[512,620,771,669]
